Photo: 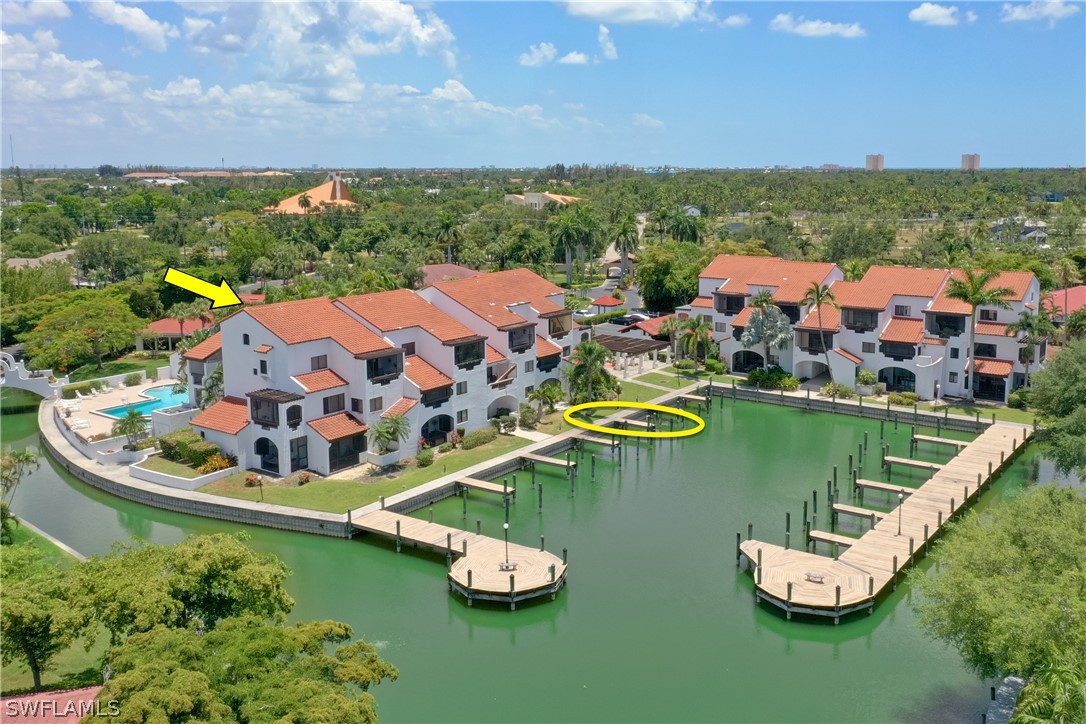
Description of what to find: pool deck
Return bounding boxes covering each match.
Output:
[739,423,1032,621]
[53,380,182,442]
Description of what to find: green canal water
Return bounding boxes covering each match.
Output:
[0,389,1072,723]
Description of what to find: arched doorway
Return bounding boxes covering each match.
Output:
[794,360,829,382]
[421,414,454,446]
[254,437,280,474]
[732,350,764,374]
[879,367,916,393]
[488,394,519,419]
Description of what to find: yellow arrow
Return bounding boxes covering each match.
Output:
[162,267,242,309]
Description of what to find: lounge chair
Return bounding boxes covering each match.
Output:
[75,390,88,400]
[117,381,126,389]
[69,419,90,429]
[100,383,112,392]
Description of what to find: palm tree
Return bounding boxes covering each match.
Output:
[1054,257,1082,326]
[946,268,1014,401]
[166,301,200,339]
[611,212,640,280]
[742,291,793,371]
[297,192,312,215]
[251,256,274,290]
[435,212,463,265]
[201,365,224,408]
[549,209,579,286]
[658,315,679,361]
[801,282,839,388]
[566,339,611,403]
[1006,309,1056,388]
[369,415,411,454]
[1010,657,1086,724]
[841,258,867,282]
[679,314,713,367]
[300,243,322,273]
[111,409,149,450]
[573,204,600,283]
[527,383,564,416]
[649,207,672,242]
[1,450,39,505]
[671,211,702,244]
[0,501,18,545]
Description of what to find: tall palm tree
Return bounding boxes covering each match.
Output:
[650,207,672,242]
[297,192,312,215]
[251,256,274,290]
[566,339,611,403]
[435,212,463,265]
[679,314,713,367]
[111,409,149,450]
[611,212,640,279]
[549,209,579,286]
[841,258,867,282]
[946,268,1014,401]
[167,301,199,339]
[671,211,702,244]
[1054,256,1082,326]
[1010,656,1086,724]
[1006,309,1056,388]
[573,204,600,283]
[801,282,839,388]
[658,315,679,361]
[1,450,39,505]
[369,415,411,454]
[743,290,792,371]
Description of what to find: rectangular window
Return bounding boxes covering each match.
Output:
[950,347,960,359]
[525,385,534,395]
[949,372,959,383]
[457,409,468,424]
[862,342,876,354]
[351,398,365,413]
[974,343,997,359]
[508,327,534,352]
[310,355,327,371]
[843,309,879,332]
[250,398,279,427]
[562,346,571,356]
[456,381,467,395]
[259,360,268,375]
[369,397,383,413]
[323,393,345,415]
[454,340,485,369]
[402,342,416,356]
[524,360,535,373]
[979,309,997,322]
[289,436,308,472]
[894,305,911,317]
[366,355,402,381]
[715,322,727,333]
[243,334,250,346]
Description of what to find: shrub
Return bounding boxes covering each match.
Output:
[498,415,517,434]
[416,448,434,468]
[61,381,103,399]
[123,373,144,387]
[1008,388,1031,409]
[297,472,311,485]
[447,430,461,448]
[157,428,219,467]
[874,384,886,396]
[746,365,796,390]
[820,382,855,399]
[856,369,878,386]
[673,358,697,370]
[438,442,454,453]
[576,308,628,326]
[196,453,234,475]
[244,473,259,488]
[703,358,726,375]
[777,375,800,391]
[518,403,539,429]
[462,427,498,450]
[888,391,920,406]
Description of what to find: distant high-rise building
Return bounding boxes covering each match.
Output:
[865,154,884,172]
[961,153,980,171]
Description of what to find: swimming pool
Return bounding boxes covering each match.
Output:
[98,386,188,418]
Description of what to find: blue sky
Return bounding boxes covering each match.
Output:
[2,1,1083,169]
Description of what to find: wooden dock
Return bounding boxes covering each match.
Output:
[616,418,652,429]
[884,455,943,473]
[807,530,857,549]
[740,424,1031,621]
[457,477,514,497]
[832,503,885,521]
[679,394,705,404]
[352,510,566,608]
[912,434,967,450]
[521,452,576,470]
[576,431,621,446]
[854,479,915,496]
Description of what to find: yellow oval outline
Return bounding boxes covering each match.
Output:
[562,401,706,439]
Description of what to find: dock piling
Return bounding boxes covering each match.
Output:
[563,547,568,565]
[909,537,915,566]
[924,524,929,554]
[538,484,543,513]
[786,582,793,620]
[540,535,545,552]
[395,520,401,553]
[892,556,898,590]
[736,532,741,565]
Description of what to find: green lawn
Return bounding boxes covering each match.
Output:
[617,380,670,403]
[67,355,166,383]
[919,402,1036,425]
[659,366,745,385]
[634,371,686,387]
[136,455,203,479]
[7,524,79,569]
[199,434,535,513]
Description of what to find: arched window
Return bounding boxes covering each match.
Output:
[243,333,250,345]
[286,404,302,429]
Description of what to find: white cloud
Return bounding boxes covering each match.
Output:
[1,0,70,25]
[719,14,751,28]
[1,30,135,106]
[1000,0,1080,25]
[563,102,586,110]
[429,79,474,102]
[908,3,963,26]
[86,0,179,52]
[966,10,979,22]
[633,112,664,128]
[597,25,618,60]
[518,42,558,67]
[558,51,589,64]
[563,0,714,25]
[769,13,866,38]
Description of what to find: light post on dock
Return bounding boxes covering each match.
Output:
[897,491,903,535]
[503,522,510,565]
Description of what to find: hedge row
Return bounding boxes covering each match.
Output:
[156,428,220,468]
[576,308,627,326]
[461,427,498,450]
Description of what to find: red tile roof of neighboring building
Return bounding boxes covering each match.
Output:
[1044,285,1086,316]
[930,269,1035,314]
[486,345,507,364]
[923,337,948,346]
[970,358,1014,378]
[828,280,891,310]
[242,297,391,356]
[880,317,925,344]
[620,313,674,337]
[240,293,266,305]
[293,369,348,393]
[861,266,949,299]
[591,294,623,308]
[420,264,480,287]
[699,255,837,303]
[430,268,565,329]
[975,322,1012,337]
[337,289,479,343]
[797,303,841,332]
[536,335,562,357]
[404,355,453,391]
[833,348,862,365]
[731,306,755,327]
[190,396,249,434]
[263,177,356,215]
[182,332,222,361]
[145,317,214,336]
[383,398,419,418]
[254,344,273,353]
[308,413,368,441]
[690,296,714,308]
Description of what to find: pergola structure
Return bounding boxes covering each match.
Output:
[593,334,670,380]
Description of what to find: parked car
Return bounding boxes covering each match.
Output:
[573,309,595,321]
[611,315,637,326]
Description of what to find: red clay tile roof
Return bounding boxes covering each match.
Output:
[240,293,266,304]
[880,317,925,344]
[264,177,356,215]
[337,289,479,343]
[190,396,249,434]
[293,369,348,393]
[591,294,623,307]
[404,355,453,391]
[731,306,755,327]
[254,344,273,353]
[862,266,949,298]
[536,335,562,357]
[930,269,1036,313]
[923,337,948,346]
[182,332,222,361]
[145,317,214,336]
[827,280,892,310]
[429,268,565,329]
[971,358,1014,378]
[383,398,419,418]
[699,255,837,303]
[1044,285,1086,316]
[242,297,391,356]
[833,348,862,365]
[619,313,674,337]
[486,345,507,364]
[308,413,368,441]
[420,264,480,287]
[690,296,714,308]
[975,322,1012,337]
[797,303,841,332]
